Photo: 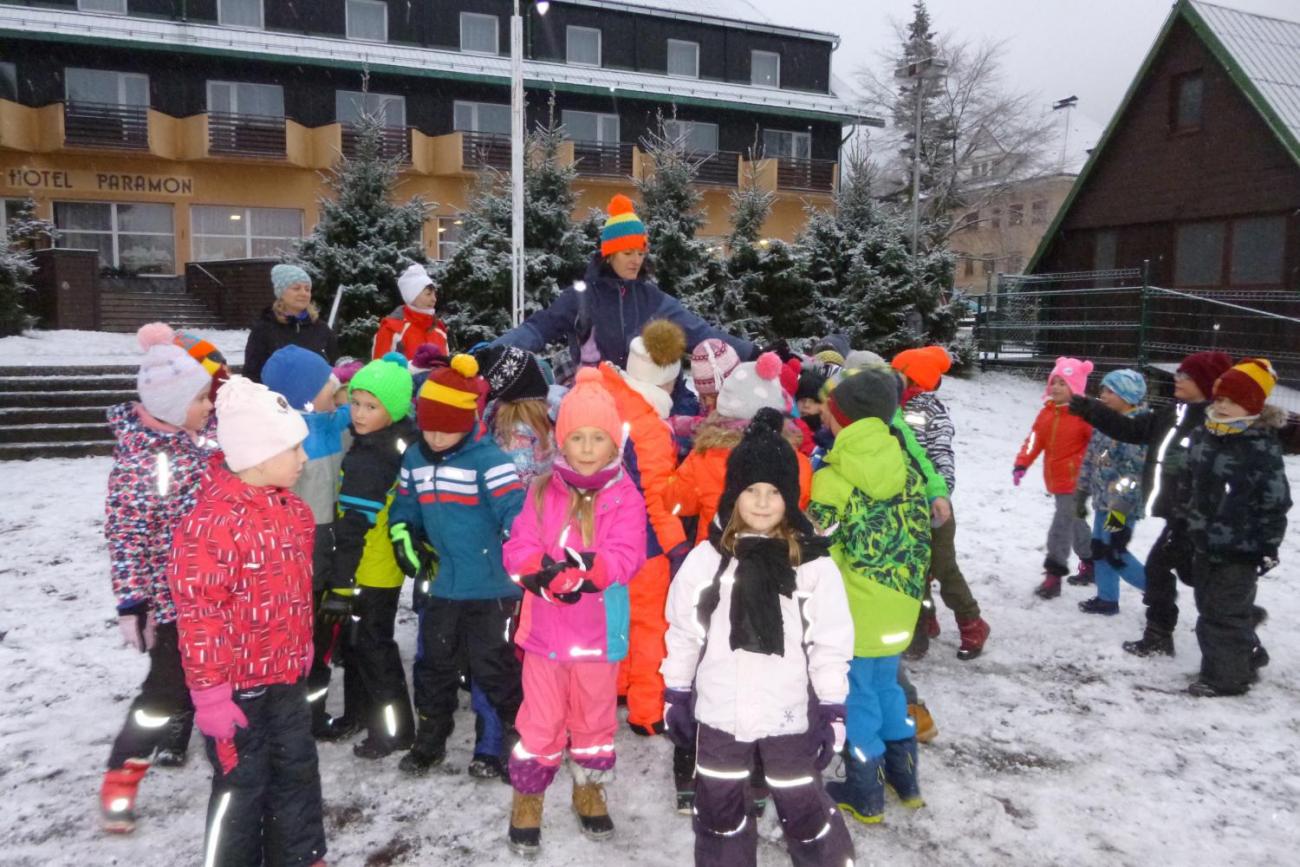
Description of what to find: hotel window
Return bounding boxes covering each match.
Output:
[78,0,127,13]
[667,39,699,78]
[346,0,388,42]
[65,68,148,107]
[990,207,1001,229]
[563,110,619,144]
[207,81,284,117]
[1,199,27,246]
[566,26,601,66]
[1031,199,1047,225]
[0,62,15,102]
[751,50,780,88]
[336,91,406,128]
[454,101,511,135]
[962,257,975,277]
[663,119,718,153]
[219,0,263,28]
[192,206,302,261]
[54,201,174,275]
[1008,203,1024,226]
[762,129,811,159]
[437,216,463,260]
[460,12,499,54]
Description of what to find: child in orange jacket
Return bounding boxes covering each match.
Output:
[1013,357,1096,599]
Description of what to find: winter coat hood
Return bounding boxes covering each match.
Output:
[692,412,805,454]
[822,417,906,501]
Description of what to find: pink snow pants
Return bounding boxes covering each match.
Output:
[510,652,619,793]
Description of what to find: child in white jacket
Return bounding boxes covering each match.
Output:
[661,408,855,867]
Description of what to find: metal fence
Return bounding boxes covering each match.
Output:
[974,267,1300,415]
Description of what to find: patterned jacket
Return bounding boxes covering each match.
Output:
[389,426,526,600]
[104,402,215,623]
[1079,408,1151,518]
[899,391,957,493]
[168,456,315,691]
[1175,405,1291,562]
[809,417,932,658]
[332,417,415,592]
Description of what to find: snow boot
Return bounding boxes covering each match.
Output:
[672,744,696,814]
[153,710,193,768]
[1034,573,1062,600]
[100,758,150,834]
[627,719,664,737]
[508,791,544,857]
[883,738,924,808]
[1078,597,1119,615]
[469,753,505,780]
[398,717,447,775]
[1067,559,1095,586]
[909,703,938,744]
[926,606,941,638]
[572,779,615,841]
[956,616,990,660]
[826,750,886,825]
[1251,644,1269,673]
[1188,679,1249,698]
[1122,627,1174,657]
[1251,605,1268,628]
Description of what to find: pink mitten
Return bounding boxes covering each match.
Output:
[191,683,249,740]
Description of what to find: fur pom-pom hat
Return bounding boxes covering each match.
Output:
[135,323,213,427]
[1213,357,1277,415]
[626,318,686,387]
[716,351,787,421]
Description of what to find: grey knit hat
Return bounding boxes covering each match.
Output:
[826,364,899,426]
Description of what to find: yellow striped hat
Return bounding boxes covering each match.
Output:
[1213,357,1276,415]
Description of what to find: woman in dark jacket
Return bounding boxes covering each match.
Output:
[243,263,340,382]
[491,194,753,373]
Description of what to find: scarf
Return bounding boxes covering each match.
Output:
[1205,408,1257,437]
[553,453,621,492]
[704,524,831,656]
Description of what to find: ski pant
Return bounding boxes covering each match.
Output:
[470,680,504,758]
[1192,558,1259,692]
[1091,512,1146,603]
[617,554,670,729]
[349,585,414,745]
[107,622,194,769]
[927,511,981,621]
[202,679,326,867]
[510,654,619,794]
[412,595,521,748]
[1141,524,1192,634]
[306,524,343,727]
[845,655,914,760]
[693,723,854,867]
[1045,493,1093,575]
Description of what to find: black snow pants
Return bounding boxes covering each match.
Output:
[107,622,194,768]
[349,585,414,745]
[1192,558,1260,693]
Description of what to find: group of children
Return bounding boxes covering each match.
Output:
[92,195,1289,867]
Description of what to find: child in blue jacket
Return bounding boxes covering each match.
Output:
[389,354,527,776]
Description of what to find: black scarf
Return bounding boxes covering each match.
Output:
[704,524,830,656]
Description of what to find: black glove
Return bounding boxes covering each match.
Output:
[1104,511,1132,565]
[1075,491,1090,520]
[317,590,353,626]
[1068,394,1090,417]
[518,555,568,600]
[390,522,437,580]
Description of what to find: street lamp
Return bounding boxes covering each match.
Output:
[511,0,549,327]
[1053,95,1078,170]
[894,57,948,257]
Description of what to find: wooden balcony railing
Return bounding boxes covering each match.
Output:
[573,141,634,178]
[461,131,511,171]
[776,156,836,193]
[693,150,741,186]
[208,112,286,157]
[341,124,410,163]
[64,101,149,149]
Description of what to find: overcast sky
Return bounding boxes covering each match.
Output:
[749,0,1296,145]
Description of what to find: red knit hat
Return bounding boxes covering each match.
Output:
[1177,351,1233,401]
[1213,357,1276,415]
[891,346,952,392]
[416,354,482,432]
[556,368,623,445]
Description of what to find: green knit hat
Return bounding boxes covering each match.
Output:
[350,352,414,422]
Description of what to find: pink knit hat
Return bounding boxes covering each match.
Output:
[690,339,741,396]
[556,368,623,445]
[1046,356,1093,398]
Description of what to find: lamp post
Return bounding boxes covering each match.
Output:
[894,57,948,257]
[1053,95,1078,170]
[511,1,549,327]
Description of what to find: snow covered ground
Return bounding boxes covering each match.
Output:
[1,370,1297,867]
[0,329,250,367]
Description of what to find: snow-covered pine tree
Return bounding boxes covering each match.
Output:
[293,109,430,356]
[894,0,956,207]
[0,198,55,336]
[439,98,600,347]
[635,117,720,313]
[712,163,773,339]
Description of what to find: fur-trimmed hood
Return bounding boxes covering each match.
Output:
[692,411,804,454]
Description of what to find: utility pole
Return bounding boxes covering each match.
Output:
[510,1,550,326]
[895,57,948,258]
[1053,95,1078,171]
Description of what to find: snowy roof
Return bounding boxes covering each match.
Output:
[0,6,863,123]
[553,0,840,44]
[1190,0,1300,160]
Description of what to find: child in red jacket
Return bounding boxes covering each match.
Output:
[168,375,326,867]
[1013,357,1096,599]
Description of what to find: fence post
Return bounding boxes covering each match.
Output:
[1138,259,1151,368]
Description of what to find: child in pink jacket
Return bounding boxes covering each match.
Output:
[503,368,647,857]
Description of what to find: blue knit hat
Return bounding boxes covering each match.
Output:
[271,263,311,298]
[261,345,335,412]
[1101,368,1146,405]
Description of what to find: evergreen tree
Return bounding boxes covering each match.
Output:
[635,118,720,312]
[0,199,55,336]
[439,99,601,347]
[893,0,956,207]
[293,111,430,356]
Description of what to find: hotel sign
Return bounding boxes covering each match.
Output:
[4,167,193,196]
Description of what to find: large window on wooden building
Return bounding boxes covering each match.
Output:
[192,205,302,261]
[1174,221,1224,286]
[1228,215,1286,286]
[54,201,174,275]
[1171,71,1203,133]
[1093,229,1117,272]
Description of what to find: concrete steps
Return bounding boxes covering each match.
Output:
[0,365,123,459]
[99,288,225,333]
